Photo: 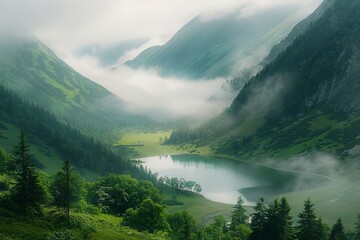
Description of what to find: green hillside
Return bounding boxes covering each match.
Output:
[0,33,152,140]
[0,85,147,179]
[127,5,302,80]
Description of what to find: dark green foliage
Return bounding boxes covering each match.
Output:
[44,230,76,240]
[0,148,14,174]
[200,215,229,240]
[158,176,202,193]
[0,85,150,178]
[88,174,162,215]
[278,197,296,240]
[249,198,266,240]
[356,215,360,240]
[329,218,347,240]
[297,198,325,240]
[230,197,248,231]
[51,160,84,228]
[12,132,45,215]
[122,198,170,234]
[167,210,197,240]
[254,198,295,240]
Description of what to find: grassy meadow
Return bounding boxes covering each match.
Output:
[114,131,213,158]
[0,209,166,240]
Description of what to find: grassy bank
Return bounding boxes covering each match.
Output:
[162,190,234,225]
[0,209,165,240]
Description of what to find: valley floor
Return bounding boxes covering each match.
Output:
[116,131,360,229]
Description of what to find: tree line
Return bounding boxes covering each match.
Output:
[158,176,201,193]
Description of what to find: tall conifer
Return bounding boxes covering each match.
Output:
[13,132,45,215]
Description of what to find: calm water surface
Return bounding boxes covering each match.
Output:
[141,155,329,205]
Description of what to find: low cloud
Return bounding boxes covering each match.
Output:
[261,154,341,194]
[64,54,236,121]
[264,153,340,177]
[239,74,288,119]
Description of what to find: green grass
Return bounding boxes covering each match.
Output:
[162,190,234,226]
[272,181,360,230]
[114,131,212,158]
[0,210,166,240]
[115,131,184,158]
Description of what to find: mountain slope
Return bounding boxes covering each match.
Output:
[127,5,308,80]
[0,85,144,178]
[167,0,360,161]
[0,33,151,139]
[76,38,148,67]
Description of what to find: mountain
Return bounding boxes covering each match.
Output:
[167,0,360,161]
[75,38,148,67]
[126,4,310,80]
[0,33,152,139]
[265,0,335,63]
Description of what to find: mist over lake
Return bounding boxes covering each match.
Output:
[141,154,330,205]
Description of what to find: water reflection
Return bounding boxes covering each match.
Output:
[141,155,328,205]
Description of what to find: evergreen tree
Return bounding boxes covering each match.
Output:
[263,198,281,240]
[316,217,329,240]
[263,198,295,240]
[356,214,360,240]
[297,198,324,240]
[13,131,45,215]
[230,196,248,231]
[250,197,267,240]
[278,197,295,240]
[51,160,83,228]
[329,218,346,240]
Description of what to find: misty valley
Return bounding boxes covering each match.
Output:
[1,0,360,239]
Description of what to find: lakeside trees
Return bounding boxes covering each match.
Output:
[158,176,202,193]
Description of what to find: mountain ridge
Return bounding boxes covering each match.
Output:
[126,5,308,80]
[0,34,153,139]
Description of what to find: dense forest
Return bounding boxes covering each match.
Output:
[0,85,154,178]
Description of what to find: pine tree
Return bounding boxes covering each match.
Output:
[297,198,324,240]
[263,197,295,240]
[230,196,248,231]
[278,197,296,240]
[51,159,83,228]
[329,218,346,240]
[13,131,45,215]
[356,214,360,240]
[250,197,267,240]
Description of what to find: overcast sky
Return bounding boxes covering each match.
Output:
[0,0,322,120]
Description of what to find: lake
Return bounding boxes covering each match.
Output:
[141,154,329,205]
